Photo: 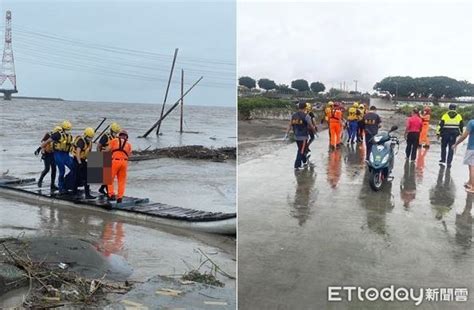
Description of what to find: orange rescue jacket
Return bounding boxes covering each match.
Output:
[109,138,132,160]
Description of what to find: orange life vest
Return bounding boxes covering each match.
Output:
[109,137,132,160]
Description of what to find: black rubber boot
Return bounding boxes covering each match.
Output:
[85,185,96,200]
[116,198,123,203]
[50,184,59,191]
[98,185,107,195]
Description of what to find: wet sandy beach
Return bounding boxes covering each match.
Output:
[0,99,236,307]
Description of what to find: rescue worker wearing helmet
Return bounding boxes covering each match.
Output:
[105,129,132,204]
[347,102,360,144]
[321,101,334,142]
[97,122,121,195]
[35,126,62,191]
[436,104,464,168]
[41,120,74,194]
[356,103,366,143]
[329,102,343,149]
[71,127,96,199]
[419,106,431,148]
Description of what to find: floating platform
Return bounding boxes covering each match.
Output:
[0,176,236,235]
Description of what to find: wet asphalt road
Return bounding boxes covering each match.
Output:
[238,108,473,309]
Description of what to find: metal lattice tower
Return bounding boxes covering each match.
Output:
[0,10,18,100]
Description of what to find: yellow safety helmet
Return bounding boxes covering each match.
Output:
[328,101,334,106]
[61,120,72,131]
[110,122,121,133]
[305,102,312,111]
[53,126,62,132]
[84,127,95,138]
[353,102,359,108]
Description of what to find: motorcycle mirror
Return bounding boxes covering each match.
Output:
[389,125,398,132]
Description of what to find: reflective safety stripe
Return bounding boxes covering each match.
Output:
[71,136,91,159]
[437,112,463,134]
[53,132,73,152]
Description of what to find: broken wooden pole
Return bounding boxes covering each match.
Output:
[156,48,179,136]
[93,124,110,143]
[140,76,203,138]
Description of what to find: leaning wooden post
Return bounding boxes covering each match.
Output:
[156,48,179,136]
[180,69,184,133]
[140,76,203,138]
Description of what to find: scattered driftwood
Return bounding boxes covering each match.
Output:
[131,145,236,162]
[1,240,131,308]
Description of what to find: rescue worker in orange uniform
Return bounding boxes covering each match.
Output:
[329,102,343,149]
[97,122,121,196]
[321,101,334,142]
[106,130,132,204]
[419,106,431,148]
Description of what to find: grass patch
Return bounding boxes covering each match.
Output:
[238,97,294,119]
[181,270,224,287]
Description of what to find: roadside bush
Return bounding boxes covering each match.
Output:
[397,105,474,123]
[238,97,294,119]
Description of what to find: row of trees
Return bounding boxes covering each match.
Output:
[374,76,474,99]
[239,76,326,93]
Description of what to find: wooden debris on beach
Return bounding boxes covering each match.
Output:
[131,145,236,162]
[0,239,131,308]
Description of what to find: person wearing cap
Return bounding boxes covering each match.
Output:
[436,104,464,168]
[71,127,96,199]
[419,106,431,148]
[106,129,132,203]
[404,108,423,161]
[363,106,381,160]
[304,102,318,155]
[42,120,74,194]
[286,102,316,169]
[35,126,62,191]
[97,122,121,195]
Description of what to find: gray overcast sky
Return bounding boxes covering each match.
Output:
[238,1,473,93]
[0,0,236,105]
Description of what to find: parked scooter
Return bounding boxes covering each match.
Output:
[366,125,400,191]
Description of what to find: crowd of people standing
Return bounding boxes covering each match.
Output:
[287,100,474,193]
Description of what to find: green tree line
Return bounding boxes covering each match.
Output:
[374,76,474,98]
[239,76,326,93]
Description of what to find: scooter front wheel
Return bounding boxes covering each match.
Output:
[369,170,384,191]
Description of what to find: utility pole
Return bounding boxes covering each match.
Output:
[180,69,184,134]
[354,80,358,92]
